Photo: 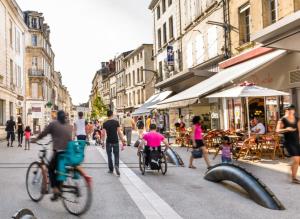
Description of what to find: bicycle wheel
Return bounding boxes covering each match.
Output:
[26,161,45,202]
[62,170,92,216]
[160,153,167,175]
[139,151,146,175]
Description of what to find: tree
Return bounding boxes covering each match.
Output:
[91,96,107,119]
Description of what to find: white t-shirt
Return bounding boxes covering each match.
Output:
[75,119,86,136]
[251,123,265,134]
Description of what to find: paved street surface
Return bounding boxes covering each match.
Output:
[0,135,300,219]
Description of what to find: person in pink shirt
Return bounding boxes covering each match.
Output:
[189,116,211,169]
[138,124,169,166]
[24,126,32,150]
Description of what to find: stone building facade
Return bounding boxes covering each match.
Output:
[115,51,132,116]
[123,44,155,114]
[149,0,228,94]
[149,0,182,84]
[0,0,27,138]
[23,11,55,133]
[229,0,300,55]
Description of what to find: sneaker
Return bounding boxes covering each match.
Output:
[115,167,120,176]
[50,193,60,201]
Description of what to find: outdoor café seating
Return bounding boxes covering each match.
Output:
[258,134,285,160]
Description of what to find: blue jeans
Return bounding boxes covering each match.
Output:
[222,156,232,163]
[106,143,119,171]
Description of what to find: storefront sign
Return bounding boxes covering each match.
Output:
[32,107,42,118]
[211,112,219,119]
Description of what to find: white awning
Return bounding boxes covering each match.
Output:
[207,84,289,98]
[157,50,286,108]
[132,91,172,116]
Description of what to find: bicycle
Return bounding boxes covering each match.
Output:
[25,141,92,216]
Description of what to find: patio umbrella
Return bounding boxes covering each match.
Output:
[207,82,290,136]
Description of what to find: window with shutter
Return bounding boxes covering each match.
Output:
[208,26,218,58]
[195,33,204,64]
[186,42,193,68]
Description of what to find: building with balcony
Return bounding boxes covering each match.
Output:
[124,44,154,114]
[109,72,117,113]
[0,0,27,138]
[23,10,55,133]
[149,0,229,130]
[115,50,133,116]
[156,0,300,132]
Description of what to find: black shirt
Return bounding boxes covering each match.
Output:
[137,120,144,129]
[103,119,120,144]
[6,120,16,132]
[17,123,24,132]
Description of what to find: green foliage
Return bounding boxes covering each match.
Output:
[91,96,107,119]
[45,101,53,108]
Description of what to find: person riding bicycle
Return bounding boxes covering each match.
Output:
[32,110,72,201]
[137,124,169,166]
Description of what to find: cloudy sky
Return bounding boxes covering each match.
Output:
[17,0,153,105]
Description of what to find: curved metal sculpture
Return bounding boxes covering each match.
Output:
[12,209,36,219]
[165,148,184,167]
[204,163,285,210]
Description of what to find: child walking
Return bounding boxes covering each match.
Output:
[24,126,31,150]
[220,136,232,163]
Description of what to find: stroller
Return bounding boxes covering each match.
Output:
[93,128,103,146]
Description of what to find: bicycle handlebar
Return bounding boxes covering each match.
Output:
[35,141,52,146]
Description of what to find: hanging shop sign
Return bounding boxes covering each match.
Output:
[167,45,174,66]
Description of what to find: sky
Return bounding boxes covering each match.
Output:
[16,0,153,105]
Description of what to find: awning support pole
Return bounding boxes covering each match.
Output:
[246,97,250,138]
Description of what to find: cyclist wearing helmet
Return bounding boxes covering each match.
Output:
[33,110,72,200]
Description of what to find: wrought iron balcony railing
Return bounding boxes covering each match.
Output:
[28,69,45,77]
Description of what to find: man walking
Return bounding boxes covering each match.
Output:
[74,112,87,140]
[5,116,16,147]
[103,110,126,176]
[123,113,135,146]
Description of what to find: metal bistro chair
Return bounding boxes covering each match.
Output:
[260,134,285,160]
[235,137,258,161]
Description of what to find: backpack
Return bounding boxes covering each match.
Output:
[149,150,161,170]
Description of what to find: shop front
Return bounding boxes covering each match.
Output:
[157,100,220,133]
[157,49,288,134]
[224,95,290,133]
[26,101,46,134]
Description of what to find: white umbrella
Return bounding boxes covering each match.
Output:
[207,82,290,136]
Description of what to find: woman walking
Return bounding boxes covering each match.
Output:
[276,104,300,184]
[24,126,31,150]
[136,117,145,139]
[17,117,24,147]
[189,116,211,169]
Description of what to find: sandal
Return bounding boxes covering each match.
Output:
[189,166,196,169]
[292,178,300,184]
